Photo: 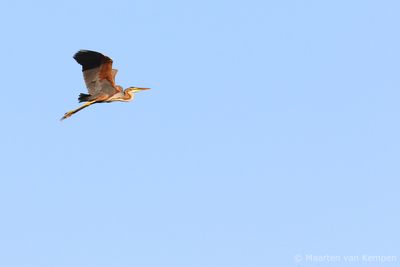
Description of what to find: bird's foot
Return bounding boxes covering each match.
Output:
[60,112,73,121]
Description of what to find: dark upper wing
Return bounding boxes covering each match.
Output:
[73,50,121,96]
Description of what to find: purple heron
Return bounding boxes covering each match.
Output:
[61,50,150,120]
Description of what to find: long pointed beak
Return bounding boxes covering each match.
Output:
[131,87,151,93]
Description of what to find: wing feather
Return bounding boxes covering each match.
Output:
[73,50,119,96]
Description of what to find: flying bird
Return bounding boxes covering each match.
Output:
[61,50,150,120]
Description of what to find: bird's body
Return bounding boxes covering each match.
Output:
[61,50,149,120]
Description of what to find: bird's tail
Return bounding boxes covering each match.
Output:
[78,93,91,102]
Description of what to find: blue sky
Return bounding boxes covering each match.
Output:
[0,0,399,266]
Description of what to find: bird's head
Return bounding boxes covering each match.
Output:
[121,87,150,102]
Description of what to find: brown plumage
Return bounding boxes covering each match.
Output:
[61,50,150,120]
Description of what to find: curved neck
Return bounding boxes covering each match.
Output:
[122,89,135,101]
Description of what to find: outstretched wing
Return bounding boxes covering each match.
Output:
[73,50,121,96]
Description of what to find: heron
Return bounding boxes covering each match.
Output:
[61,50,150,120]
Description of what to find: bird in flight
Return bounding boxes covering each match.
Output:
[61,50,150,120]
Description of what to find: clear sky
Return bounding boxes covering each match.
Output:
[0,0,399,266]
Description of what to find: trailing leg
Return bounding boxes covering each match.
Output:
[60,100,96,120]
